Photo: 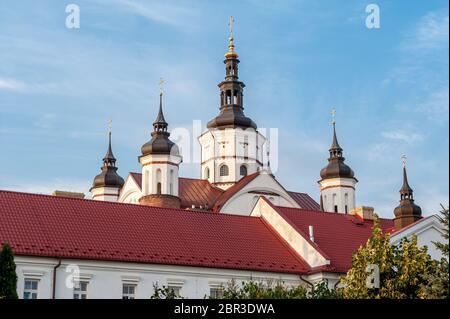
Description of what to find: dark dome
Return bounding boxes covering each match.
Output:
[207,107,257,130]
[320,158,355,180]
[92,167,124,189]
[394,202,422,219]
[141,132,179,156]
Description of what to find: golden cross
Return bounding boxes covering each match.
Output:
[159,77,164,95]
[228,16,234,36]
[401,154,407,168]
[331,107,336,125]
[107,118,112,133]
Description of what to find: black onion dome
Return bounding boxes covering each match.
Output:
[141,93,179,156]
[320,123,356,180]
[207,105,257,130]
[91,132,125,190]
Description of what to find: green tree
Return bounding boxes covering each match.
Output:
[341,216,433,299]
[150,283,181,299]
[222,279,308,299]
[420,205,449,299]
[0,242,18,299]
[309,281,343,299]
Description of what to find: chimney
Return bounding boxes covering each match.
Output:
[309,225,315,242]
[52,190,85,199]
[350,206,375,221]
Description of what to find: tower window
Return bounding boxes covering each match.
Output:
[219,164,229,176]
[334,205,338,213]
[205,167,210,179]
[157,183,162,195]
[240,165,247,176]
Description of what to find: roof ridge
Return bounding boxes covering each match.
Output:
[0,189,256,220]
[275,205,393,221]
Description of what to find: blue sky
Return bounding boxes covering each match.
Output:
[0,0,448,217]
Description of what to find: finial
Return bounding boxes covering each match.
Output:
[229,16,234,37]
[159,77,164,96]
[108,118,112,134]
[225,16,238,58]
[331,107,336,125]
[401,154,407,168]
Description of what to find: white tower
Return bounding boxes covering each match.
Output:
[199,17,266,190]
[139,82,183,208]
[319,111,357,213]
[90,122,125,202]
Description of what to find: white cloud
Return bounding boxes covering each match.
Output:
[0,78,26,91]
[402,11,449,52]
[381,130,425,144]
[105,0,198,28]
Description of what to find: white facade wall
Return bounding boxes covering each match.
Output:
[14,256,314,299]
[199,128,266,189]
[219,173,300,215]
[319,177,356,213]
[140,154,182,197]
[91,187,121,202]
[118,175,142,204]
[390,216,446,260]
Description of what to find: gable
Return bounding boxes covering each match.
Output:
[217,172,301,215]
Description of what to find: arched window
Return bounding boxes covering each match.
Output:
[169,169,174,195]
[219,164,229,176]
[240,165,247,176]
[204,167,210,179]
[156,169,162,194]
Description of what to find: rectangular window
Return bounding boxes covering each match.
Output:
[23,279,39,299]
[73,281,88,299]
[122,284,136,299]
[168,285,181,297]
[210,287,224,299]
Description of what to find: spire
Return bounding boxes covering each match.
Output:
[394,155,422,230]
[141,79,179,156]
[91,119,125,191]
[153,78,168,132]
[329,108,343,157]
[103,119,116,167]
[207,17,257,130]
[320,108,355,180]
[399,155,414,199]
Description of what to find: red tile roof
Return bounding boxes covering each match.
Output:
[287,192,321,210]
[129,173,224,210]
[0,190,310,274]
[273,206,394,273]
[129,172,321,213]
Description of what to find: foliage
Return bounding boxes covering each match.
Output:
[0,242,18,299]
[150,283,181,299]
[309,281,343,299]
[420,205,449,299]
[341,216,433,299]
[222,279,308,299]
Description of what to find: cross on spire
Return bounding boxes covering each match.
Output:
[108,118,112,134]
[401,154,407,168]
[331,107,336,125]
[159,77,164,95]
[228,16,234,37]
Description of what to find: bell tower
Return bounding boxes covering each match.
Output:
[393,155,422,230]
[199,17,266,189]
[139,80,182,208]
[319,109,357,213]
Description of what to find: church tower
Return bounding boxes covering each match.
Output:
[319,111,357,213]
[199,17,266,190]
[90,125,125,201]
[139,82,182,209]
[393,155,422,230]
